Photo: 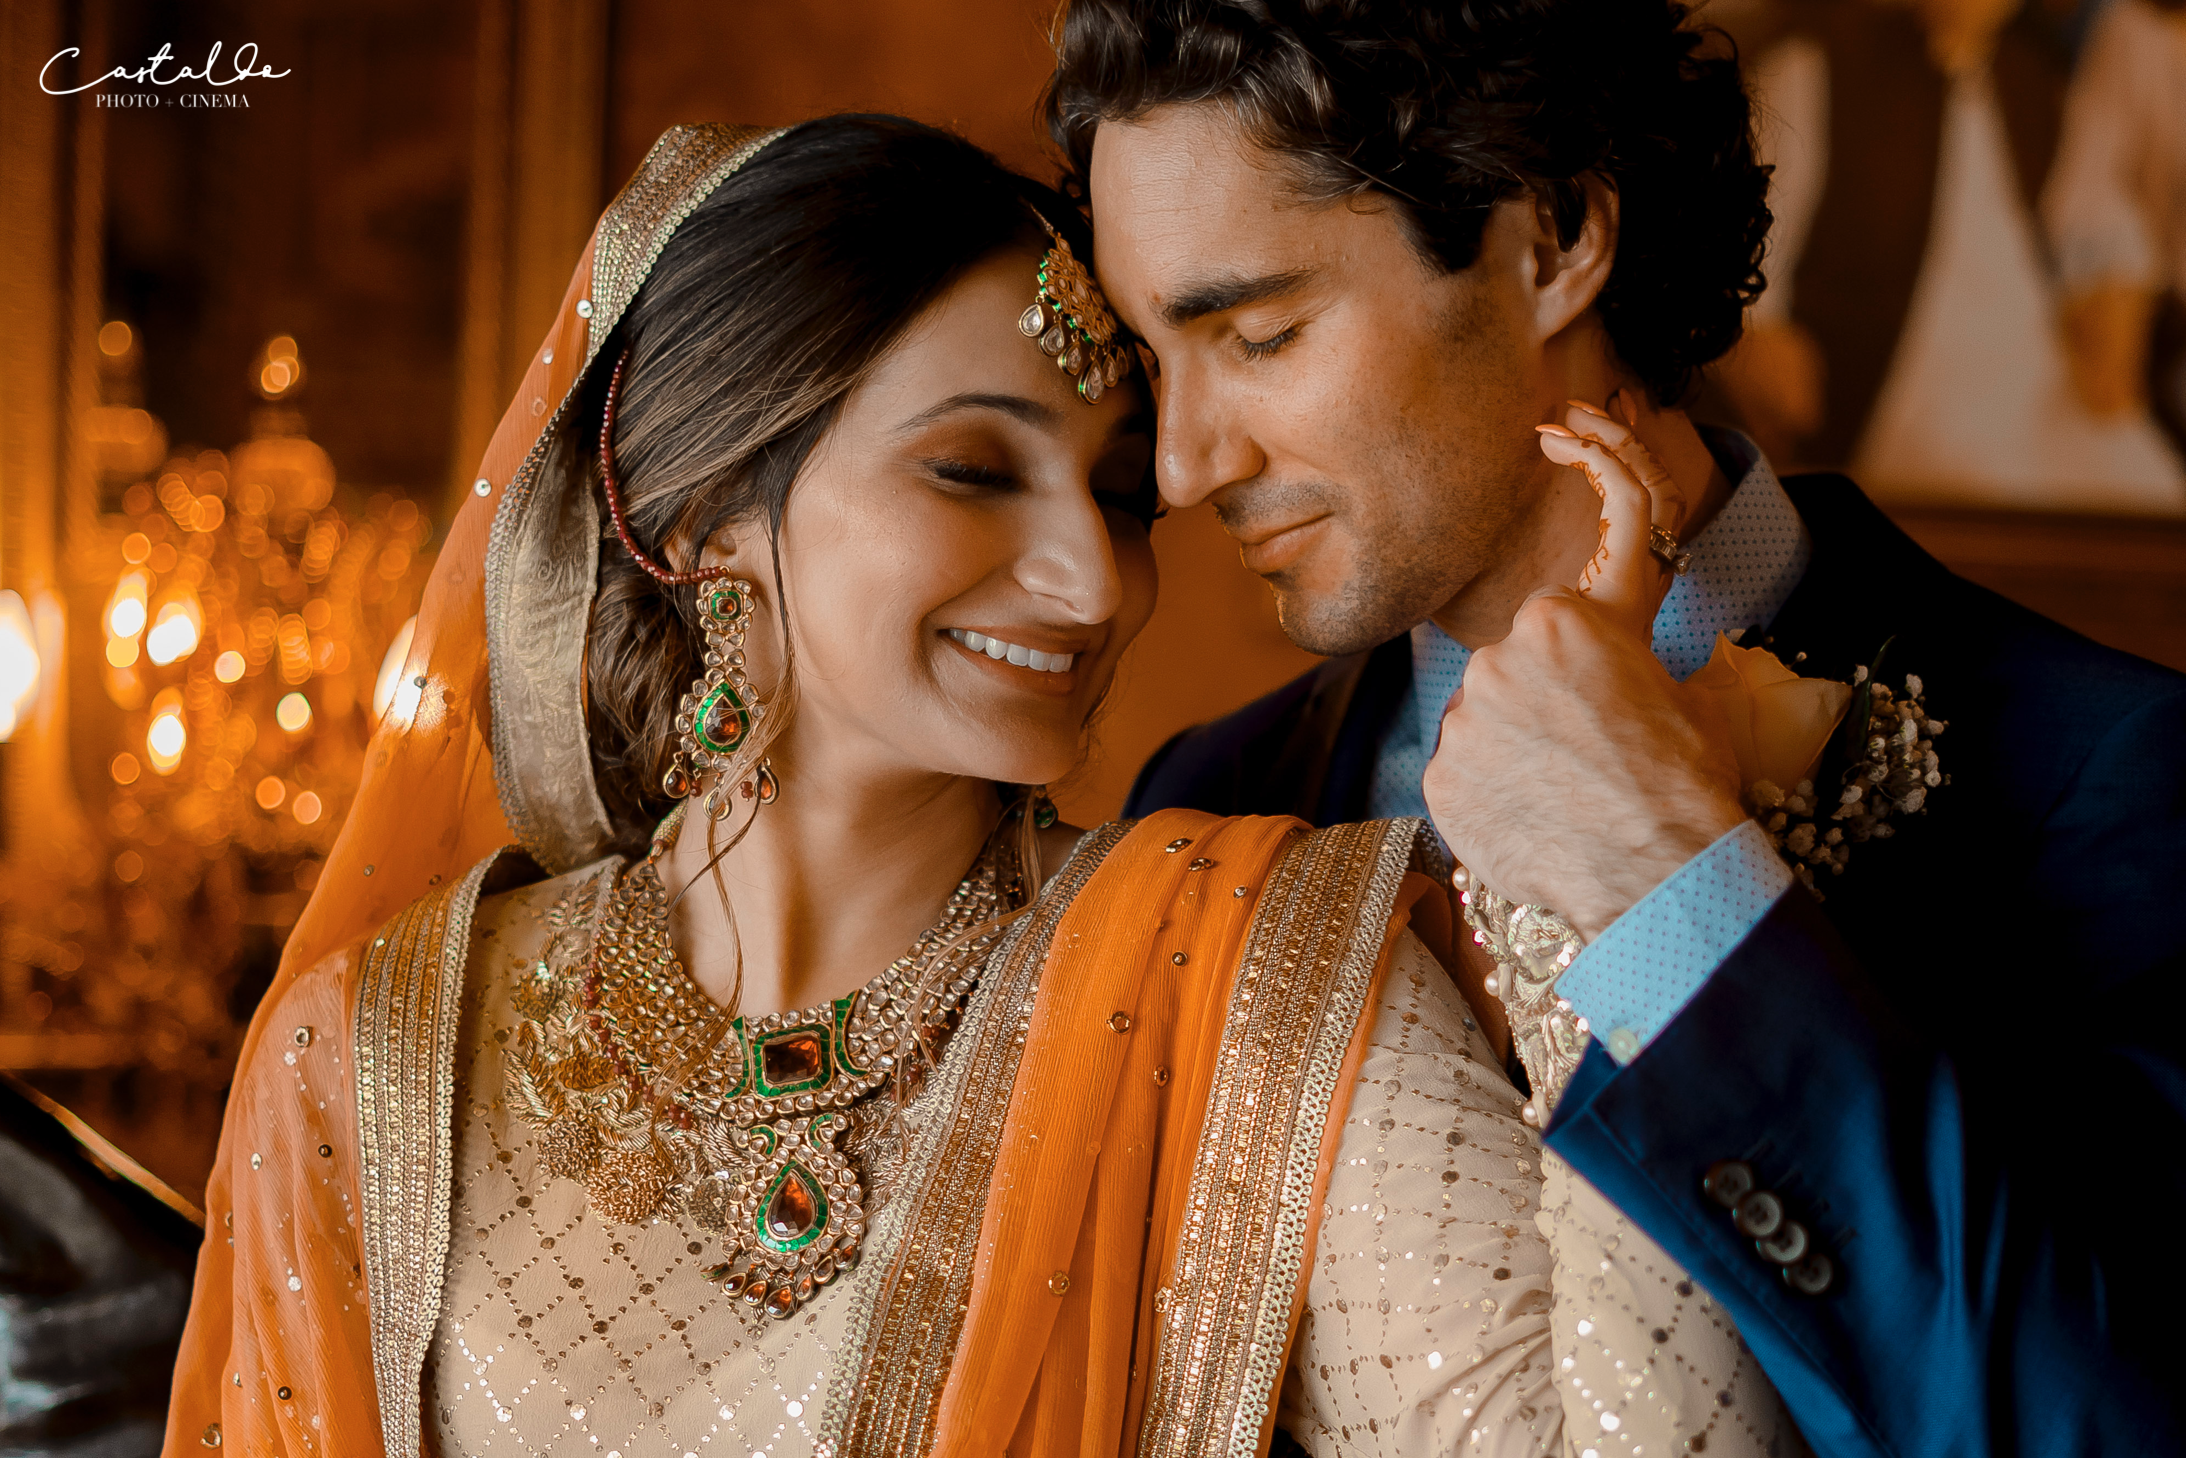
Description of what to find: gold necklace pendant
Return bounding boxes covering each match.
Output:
[504,822,1021,1322]
[698,1110,863,1319]
[689,996,881,1318]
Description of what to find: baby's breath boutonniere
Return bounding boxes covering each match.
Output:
[1698,636,1948,897]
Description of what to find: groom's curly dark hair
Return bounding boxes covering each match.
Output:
[1042,0,1771,406]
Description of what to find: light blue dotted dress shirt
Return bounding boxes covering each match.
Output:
[1369,430,1812,1065]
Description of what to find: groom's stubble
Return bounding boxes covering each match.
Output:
[1209,284,1545,657]
[1089,105,1584,661]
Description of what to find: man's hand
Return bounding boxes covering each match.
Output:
[1423,398,1746,941]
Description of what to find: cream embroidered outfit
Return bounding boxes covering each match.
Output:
[421,863,1803,1458]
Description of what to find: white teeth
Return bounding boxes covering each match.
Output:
[945,628,1075,673]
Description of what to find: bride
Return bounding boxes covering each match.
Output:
[164,117,1805,1457]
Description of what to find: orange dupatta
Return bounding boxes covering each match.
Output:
[828,810,1445,1456]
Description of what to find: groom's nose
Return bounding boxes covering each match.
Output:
[1155,370,1265,510]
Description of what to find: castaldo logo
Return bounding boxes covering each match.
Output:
[40,42,290,108]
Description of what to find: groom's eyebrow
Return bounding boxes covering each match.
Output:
[1159,266,1319,329]
[900,393,1062,432]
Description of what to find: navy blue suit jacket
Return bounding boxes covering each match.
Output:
[1127,475,2186,1458]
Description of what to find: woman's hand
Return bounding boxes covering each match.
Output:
[1536,393,1688,631]
[1423,393,1745,940]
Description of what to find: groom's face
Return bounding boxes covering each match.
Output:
[1090,104,1558,656]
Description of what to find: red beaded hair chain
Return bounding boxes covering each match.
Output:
[599,347,730,586]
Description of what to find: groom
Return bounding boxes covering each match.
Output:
[1049,1,2186,1454]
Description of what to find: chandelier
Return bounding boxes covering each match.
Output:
[3,327,435,1080]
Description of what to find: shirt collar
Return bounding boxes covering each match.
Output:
[1404,429,1812,755]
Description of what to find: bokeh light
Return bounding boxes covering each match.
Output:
[292,791,323,825]
[113,850,144,883]
[0,590,40,741]
[254,335,305,400]
[111,752,141,785]
[121,532,151,563]
[275,692,312,732]
[254,775,286,811]
[98,320,133,356]
[106,570,148,639]
[146,691,188,773]
[214,650,246,683]
[145,591,203,666]
[105,635,141,668]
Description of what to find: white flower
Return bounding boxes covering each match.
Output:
[1744,666,1944,899]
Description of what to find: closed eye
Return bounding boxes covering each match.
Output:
[923,459,1014,488]
[1238,325,1300,361]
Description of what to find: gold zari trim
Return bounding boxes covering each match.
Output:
[1137,819,1429,1458]
[487,124,786,875]
[356,850,503,1458]
[585,125,788,373]
[823,823,1131,1456]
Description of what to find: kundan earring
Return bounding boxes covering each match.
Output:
[662,577,777,811]
[595,348,782,814]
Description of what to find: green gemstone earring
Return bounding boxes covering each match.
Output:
[664,577,774,808]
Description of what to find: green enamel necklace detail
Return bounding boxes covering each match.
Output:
[503,809,1022,1322]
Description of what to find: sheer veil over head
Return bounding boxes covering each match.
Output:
[279,125,785,979]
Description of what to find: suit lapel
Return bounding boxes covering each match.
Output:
[1300,635,1411,825]
[1750,474,1952,684]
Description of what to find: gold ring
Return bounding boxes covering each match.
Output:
[1649,525,1691,575]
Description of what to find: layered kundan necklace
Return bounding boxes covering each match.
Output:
[503,802,1028,1320]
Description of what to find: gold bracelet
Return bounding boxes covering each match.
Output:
[1453,865,1588,1126]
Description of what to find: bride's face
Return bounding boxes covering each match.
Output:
[720,247,1157,789]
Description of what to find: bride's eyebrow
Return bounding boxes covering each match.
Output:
[898,392,1061,433]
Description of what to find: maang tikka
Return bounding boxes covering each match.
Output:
[597,347,779,812]
[1019,213,1131,404]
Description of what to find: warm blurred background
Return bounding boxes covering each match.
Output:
[1,0,2183,1268]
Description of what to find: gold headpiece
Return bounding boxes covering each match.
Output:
[1019,217,1132,403]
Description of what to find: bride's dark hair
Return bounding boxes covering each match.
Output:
[582,115,1106,850]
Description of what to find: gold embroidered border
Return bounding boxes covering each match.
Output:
[819,822,1132,1457]
[356,849,504,1458]
[1137,818,1429,1458]
[485,124,785,873]
[584,124,788,372]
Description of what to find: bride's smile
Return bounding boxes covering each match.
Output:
[939,626,1087,689]
[705,247,1155,794]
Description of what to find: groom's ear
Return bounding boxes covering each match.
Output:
[1519,172,1619,345]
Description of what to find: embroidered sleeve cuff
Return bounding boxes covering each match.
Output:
[1558,819,1793,1064]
